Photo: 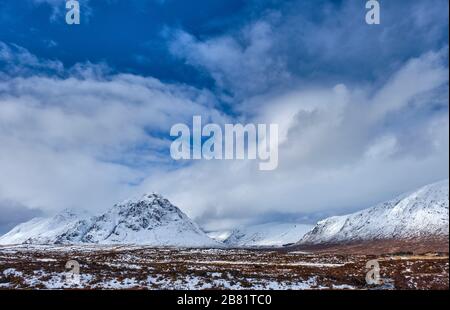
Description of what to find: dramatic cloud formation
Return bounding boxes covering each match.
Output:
[140,49,449,230]
[170,0,449,99]
[0,0,448,231]
[169,18,290,98]
[0,42,226,217]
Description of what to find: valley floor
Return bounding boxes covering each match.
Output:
[0,245,448,290]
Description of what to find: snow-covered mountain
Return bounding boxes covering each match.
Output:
[209,222,313,247]
[2,180,448,248]
[0,193,219,248]
[299,180,449,245]
[0,209,92,245]
[80,193,219,247]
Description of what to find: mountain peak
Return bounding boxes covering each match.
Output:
[115,192,170,208]
[139,192,170,205]
[112,193,179,221]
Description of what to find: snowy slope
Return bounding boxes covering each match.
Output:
[212,222,313,247]
[0,194,220,248]
[299,180,449,245]
[0,209,92,245]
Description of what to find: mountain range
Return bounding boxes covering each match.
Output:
[0,180,448,250]
[0,193,219,247]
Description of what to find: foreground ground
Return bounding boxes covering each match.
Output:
[0,245,448,290]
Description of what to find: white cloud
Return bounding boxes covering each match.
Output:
[169,17,290,99]
[157,1,449,229]
[0,42,64,75]
[169,0,449,102]
[138,50,449,230]
[0,43,227,215]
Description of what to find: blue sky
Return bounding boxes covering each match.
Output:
[0,0,448,232]
[2,0,447,89]
[1,0,259,87]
